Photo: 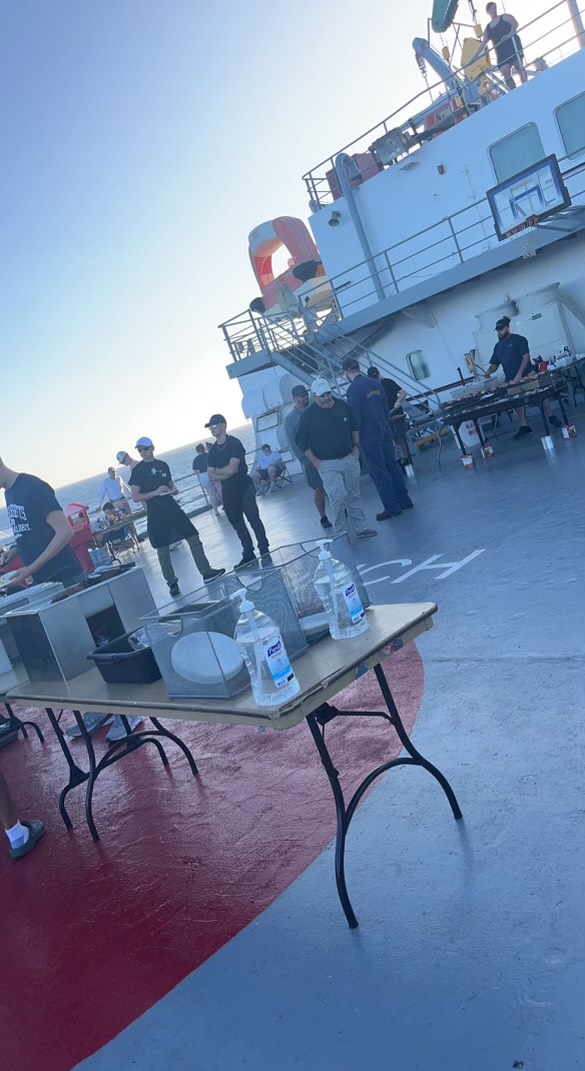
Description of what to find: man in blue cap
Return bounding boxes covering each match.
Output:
[342,358,413,521]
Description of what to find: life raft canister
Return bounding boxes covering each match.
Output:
[248,216,327,316]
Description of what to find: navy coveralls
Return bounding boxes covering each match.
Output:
[346,373,411,514]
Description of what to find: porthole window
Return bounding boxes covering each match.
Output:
[556,93,585,160]
[407,350,430,380]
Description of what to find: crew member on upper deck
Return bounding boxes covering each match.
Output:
[481,3,526,90]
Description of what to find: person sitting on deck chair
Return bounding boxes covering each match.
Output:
[251,444,286,494]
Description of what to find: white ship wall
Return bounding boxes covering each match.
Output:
[363,239,585,387]
[309,51,585,312]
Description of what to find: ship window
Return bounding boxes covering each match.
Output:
[556,93,585,160]
[407,350,430,381]
[256,411,279,432]
[489,124,545,183]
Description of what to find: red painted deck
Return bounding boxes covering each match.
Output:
[0,646,424,1071]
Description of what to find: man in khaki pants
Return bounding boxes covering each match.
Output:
[295,378,377,541]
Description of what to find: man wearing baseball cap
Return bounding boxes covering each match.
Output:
[485,317,562,439]
[129,437,224,596]
[284,384,332,529]
[205,415,270,570]
[295,379,377,540]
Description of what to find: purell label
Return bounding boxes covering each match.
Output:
[264,635,295,689]
[343,582,365,624]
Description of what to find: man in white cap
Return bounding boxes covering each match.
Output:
[116,450,138,476]
[295,379,377,540]
[129,437,225,596]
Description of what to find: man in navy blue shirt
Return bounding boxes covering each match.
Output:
[342,358,413,521]
[0,457,83,586]
[486,317,562,439]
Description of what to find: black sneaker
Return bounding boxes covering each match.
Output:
[376,510,402,521]
[202,567,226,582]
[549,415,562,427]
[9,820,46,861]
[401,499,414,510]
[234,554,256,571]
[320,516,333,529]
[169,582,181,597]
[513,426,533,440]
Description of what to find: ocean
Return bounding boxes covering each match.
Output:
[0,423,256,540]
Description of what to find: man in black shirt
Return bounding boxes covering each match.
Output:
[367,366,407,412]
[206,415,269,570]
[129,437,224,596]
[486,317,562,439]
[295,378,377,540]
[192,443,222,514]
[0,457,84,587]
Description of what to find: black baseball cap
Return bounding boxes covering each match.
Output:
[205,414,227,428]
[495,316,510,330]
[291,384,309,398]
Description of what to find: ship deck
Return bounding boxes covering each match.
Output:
[2,416,584,1071]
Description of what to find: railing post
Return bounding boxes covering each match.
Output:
[220,323,238,361]
[384,250,399,293]
[447,217,464,262]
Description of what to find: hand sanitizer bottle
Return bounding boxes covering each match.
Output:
[231,590,300,712]
[313,540,369,640]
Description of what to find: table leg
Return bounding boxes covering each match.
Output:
[556,391,568,425]
[307,667,462,929]
[473,419,486,448]
[3,701,45,743]
[45,707,89,831]
[453,423,466,455]
[374,664,462,820]
[540,402,551,437]
[73,715,199,841]
[149,718,199,776]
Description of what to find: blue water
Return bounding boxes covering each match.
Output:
[0,424,255,540]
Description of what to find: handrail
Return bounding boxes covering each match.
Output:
[219,160,585,362]
[302,1,584,204]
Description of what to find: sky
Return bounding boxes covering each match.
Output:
[1,0,548,484]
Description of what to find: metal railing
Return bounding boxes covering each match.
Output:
[219,160,585,364]
[302,2,585,206]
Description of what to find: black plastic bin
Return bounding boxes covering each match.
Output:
[88,633,162,685]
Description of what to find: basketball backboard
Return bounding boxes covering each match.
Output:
[486,155,571,241]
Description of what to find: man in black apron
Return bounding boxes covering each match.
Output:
[129,437,225,596]
[205,415,270,570]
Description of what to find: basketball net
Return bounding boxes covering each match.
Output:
[505,215,539,259]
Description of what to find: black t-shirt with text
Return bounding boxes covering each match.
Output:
[130,458,195,547]
[295,399,357,460]
[207,436,250,499]
[4,473,81,584]
[490,333,530,381]
[129,459,180,526]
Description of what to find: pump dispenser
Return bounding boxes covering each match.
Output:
[231,589,300,711]
[313,540,369,640]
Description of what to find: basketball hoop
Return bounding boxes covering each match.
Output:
[505,215,539,259]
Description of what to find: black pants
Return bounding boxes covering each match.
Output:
[223,480,269,556]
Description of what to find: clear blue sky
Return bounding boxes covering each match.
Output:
[1,0,537,484]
